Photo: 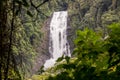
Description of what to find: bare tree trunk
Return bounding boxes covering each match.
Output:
[0,0,7,79]
[0,3,3,79]
[4,0,15,80]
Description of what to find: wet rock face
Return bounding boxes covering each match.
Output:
[32,18,51,74]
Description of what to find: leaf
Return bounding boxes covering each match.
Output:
[56,56,64,62]
[63,64,75,69]
[27,10,33,17]
[56,64,64,69]
[65,56,70,63]
[72,48,78,55]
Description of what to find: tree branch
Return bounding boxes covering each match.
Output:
[36,0,49,8]
[30,0,49,17]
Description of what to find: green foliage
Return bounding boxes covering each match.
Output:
[74,28,104,56]
[34,23,120,80]
[0,0,50,79]
[107,23,120,68]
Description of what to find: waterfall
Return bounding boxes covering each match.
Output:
[44,11,71,69]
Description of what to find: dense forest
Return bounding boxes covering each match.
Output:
[0,0,120,80]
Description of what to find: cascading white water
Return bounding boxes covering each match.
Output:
[44,11,71,69]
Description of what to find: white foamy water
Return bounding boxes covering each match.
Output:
[44,11,71,69]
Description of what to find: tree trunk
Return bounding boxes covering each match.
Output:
[4,0,15,80]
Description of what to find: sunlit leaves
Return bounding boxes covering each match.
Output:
[74,27,104,57]
[45,23,120,80]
